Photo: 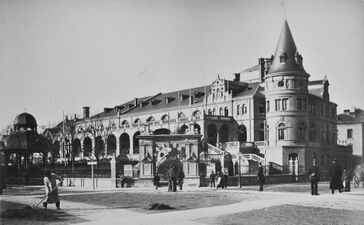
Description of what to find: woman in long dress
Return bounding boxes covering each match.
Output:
[43,170,63,209]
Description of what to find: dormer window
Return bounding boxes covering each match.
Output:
[280,53,287,63]
[295,52,302,64]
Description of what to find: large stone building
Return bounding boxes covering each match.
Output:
[49,20,352,177]
[337,107,364,162]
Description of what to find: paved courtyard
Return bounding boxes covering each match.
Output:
[2,182,364,225]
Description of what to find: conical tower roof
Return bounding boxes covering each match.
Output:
[267,20,308,76]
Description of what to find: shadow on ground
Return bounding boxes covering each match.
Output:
[1,201,87,225]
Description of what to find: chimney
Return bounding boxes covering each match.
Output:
[134,98,138,106]
[234,73,240,82]
[83,106,90,118]
[74,114,77,121]
[65,115,69,121]
[258,58,266,81]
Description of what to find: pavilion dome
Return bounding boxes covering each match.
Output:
[14,113,37,129]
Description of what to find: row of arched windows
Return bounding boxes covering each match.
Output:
[207,107,229,116]
[120,110,202,126]
[236,104,247,115]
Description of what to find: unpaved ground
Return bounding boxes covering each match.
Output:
[198,204,364,225]
[2,183,364,225]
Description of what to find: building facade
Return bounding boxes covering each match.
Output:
[48,20,352,176]
[337,107,364,162]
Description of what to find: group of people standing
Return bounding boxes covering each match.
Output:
[308,158,350,196]
[209,171,229,189]
[152,165,185,192]
[209,162,266,191]
[167,165,185,192]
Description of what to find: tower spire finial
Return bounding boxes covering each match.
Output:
[280,1,287,20]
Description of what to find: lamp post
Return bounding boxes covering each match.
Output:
[263,120,268,175]
[238,155,242,188]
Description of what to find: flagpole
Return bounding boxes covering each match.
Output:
[63,111,66,167]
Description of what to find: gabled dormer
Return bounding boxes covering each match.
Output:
[206,76,232,103]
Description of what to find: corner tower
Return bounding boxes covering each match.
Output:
[264,20,310,147]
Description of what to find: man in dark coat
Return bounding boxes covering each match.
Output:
[329,158,343,194]
[177,169,185,190]
[223,172,228,189]
[153,174,160,190]
[257,162,265,191]
[168,166,177,192]
[209,171,216,188]
[308,159,320,195]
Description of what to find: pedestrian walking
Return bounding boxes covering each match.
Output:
[329,158,343,194]
[43,170,63,209]
[308,159,320,195]
[209,171,216,188]
[153,174,160,190]
[342,169,350,192]
[177,169,185,190]
[257,162,265,191]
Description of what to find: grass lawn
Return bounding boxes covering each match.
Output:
[61,189,276,213]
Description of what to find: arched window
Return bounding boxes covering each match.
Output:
[242,104,247,114]
[121,120,129,125]
[146,116,155,124]
[192,110,201,119]
[161,115,169,123]
[219,107,223,116]
[208,109,212,115]
[278,123,286,140]
[237,105,240,115]
[178,112,187,121]
[134,118,141,124]
[224,107,228,116]
[212,108,216,115]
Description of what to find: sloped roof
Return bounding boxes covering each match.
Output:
[337,114,356,123]
[83,80,260,121]
[267,20,308,76]
[338,108,364,124]
[234,82,261,98]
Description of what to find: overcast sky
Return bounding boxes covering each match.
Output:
[1,0,363,131]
